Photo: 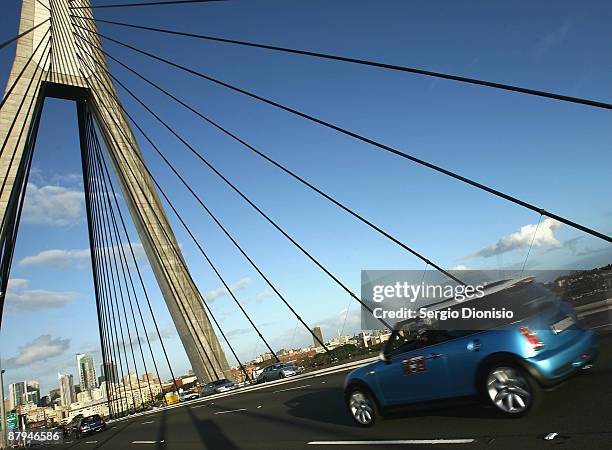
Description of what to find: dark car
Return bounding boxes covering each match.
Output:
[74,414,106,438]
[344,278,598,426]
[256,363,304,383]
[202,379,236,395]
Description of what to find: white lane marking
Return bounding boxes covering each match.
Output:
[273,384,311,393]
[307,439,475,445]
[141,421,154,424]
[132,441,158,444]
[214,408,247,415]
[257,405,262,409]
[321,381,326,384]
[85,441,98,444]
[544,433,558,441]
[191,404,208,409]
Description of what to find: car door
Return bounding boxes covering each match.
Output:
[442,330,489,397]
[264,365,274,381]
[376,330,450,406]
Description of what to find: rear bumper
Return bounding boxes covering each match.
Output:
[526,330,598,387]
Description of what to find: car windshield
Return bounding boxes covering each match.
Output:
[80,416,98,425]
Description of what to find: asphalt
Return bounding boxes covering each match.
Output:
[48,335,612,450]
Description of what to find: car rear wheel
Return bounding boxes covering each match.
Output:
[347,388,378,427]
[485,365,540,417]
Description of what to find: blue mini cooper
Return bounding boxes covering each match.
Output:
[344,279,598,426]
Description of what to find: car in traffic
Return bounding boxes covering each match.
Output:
[73,414,106,438]
[202,379,236,395]
[344,278,598,426]
[182,391,200,401]
[256,363,304,383]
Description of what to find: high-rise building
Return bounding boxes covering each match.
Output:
[123,372,139,387]
[58,373,76,406]
[100,361,119,386]
[142,373,158,383]
[24,380,40,405]
[76,354,98,393]
[8,381,25,410]
[312,326,324,348]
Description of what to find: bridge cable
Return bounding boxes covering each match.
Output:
[74,26,612,245]
[0,37,51,163]
[87,118,154,410]
[0,18,50,51]
[74,36,392,331]
[87,149,137,416]
[72,16,612,112]
[0,54,48,327]
[0,27,50,112]
[86,137,141,414]
[80,105,119,417]
[87,115,181,399]
[70,0,226,9]
[96,45,464,285]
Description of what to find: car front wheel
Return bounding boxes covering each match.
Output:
[347,388,378,427]
[485,364,541,417]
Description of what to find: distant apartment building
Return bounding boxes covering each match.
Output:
[142,373,158,383]
[8,381,25,410]
[58,373,76,406]
[77,354,98,393]
[25,380,40,405]
[312,326,324,348]
[123,372,140,387]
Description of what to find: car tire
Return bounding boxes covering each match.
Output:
[346,387,378,427]
[279,372,285,379]
[484,364,541,418]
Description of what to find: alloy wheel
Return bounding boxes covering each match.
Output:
[349,391,375,425]
[486,366,531,414]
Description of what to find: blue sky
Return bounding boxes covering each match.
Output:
[1,0,611,394]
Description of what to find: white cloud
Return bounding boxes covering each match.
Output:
[450,265,472,271]
[5,288,78,311]
[7,278,29,290]
[205,277,252,302]
[474,218,561,258]
[2,335,70,369]
[23,183,85,226]
[535,21,572,57]
[19,249,90,268]
[254,288,274,304]
[19,243,145,269]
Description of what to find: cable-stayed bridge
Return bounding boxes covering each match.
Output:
[0,1,611,449]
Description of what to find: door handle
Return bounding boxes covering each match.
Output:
[426,353,443,360]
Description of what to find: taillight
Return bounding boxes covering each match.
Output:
[520,327,544,351]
